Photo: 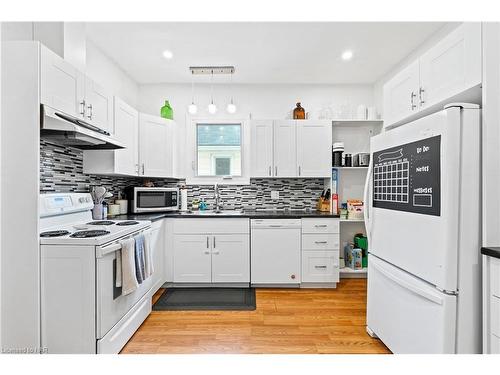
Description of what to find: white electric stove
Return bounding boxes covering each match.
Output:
[39,193,157,354]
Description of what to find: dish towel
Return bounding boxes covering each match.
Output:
[143,231,154,279]
[134,234,146,284]
[120,237,139,295]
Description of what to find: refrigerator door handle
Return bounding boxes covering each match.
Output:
[371,259,444,305]
[363,155,373,243]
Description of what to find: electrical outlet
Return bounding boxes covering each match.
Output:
[271,191,280,200]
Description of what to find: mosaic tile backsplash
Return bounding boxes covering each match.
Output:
[40,140,325,210]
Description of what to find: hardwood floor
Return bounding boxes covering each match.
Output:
[121,279,390,354]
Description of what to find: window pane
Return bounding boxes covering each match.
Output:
[196,124,241,176]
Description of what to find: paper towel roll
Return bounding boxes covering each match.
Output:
[180,189,188,211]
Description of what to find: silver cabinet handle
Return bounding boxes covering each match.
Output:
[213,236,216,248]
[410,91,417,110]
[269,225,283,228]
[135,164,139,174]
[268,166,271,176]
[314,224,328,228]
[419,87,425,105]
[86,103,93,120]
[275,166,278,176]
[79,100,86,117]
[315,241,328,244]
[315,265,327,269]
[299,166,301,176]
[212,250,220,255]
[142,163,145,175]
[206,236,209,249]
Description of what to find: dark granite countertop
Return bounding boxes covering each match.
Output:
[481,247,500,260]
[112,210,340,222]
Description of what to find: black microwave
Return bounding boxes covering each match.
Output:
[125,187,179,213]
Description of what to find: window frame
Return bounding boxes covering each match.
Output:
[186,118,250,185]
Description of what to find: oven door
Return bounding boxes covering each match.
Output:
[96,229,153,339]
[134,188,178,213]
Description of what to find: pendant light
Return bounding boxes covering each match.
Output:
[207,70,217,114]
[187,69,198,115]
[226,69,237,114]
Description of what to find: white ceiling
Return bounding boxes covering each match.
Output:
[86,22,447,85]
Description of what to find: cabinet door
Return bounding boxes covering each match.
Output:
[211,235,250,283]
[250,120,274,177]
[40,46,84,118]
[173,235,212,283]
[139,114,173,177]
[273,120,297,177]
[301,251,339,283]
[419,23,481,109]
[383,60,420,127]
[296,120,332,177]
[149,220,165,293]
[85,77,114,133]
[114,97,139,175]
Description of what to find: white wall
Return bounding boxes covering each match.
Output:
[86,40,139,107]
[372,22,461,116]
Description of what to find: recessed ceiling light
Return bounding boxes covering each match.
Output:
[341,50,353,61]
[162,50,173,60]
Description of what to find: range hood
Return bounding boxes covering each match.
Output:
[40,105,125,149]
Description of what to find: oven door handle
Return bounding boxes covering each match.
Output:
[96,227,152,258]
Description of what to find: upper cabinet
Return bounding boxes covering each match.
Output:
[139,114,174,178]
[296,120,332,177]
[84,77,114,134]
[274,120,298,177]
[250,120,274,177]
[383,61,420,126]
[40,45,113,134]
[383,23,482,128]
[40,46,85,119]
[250,119,332,178]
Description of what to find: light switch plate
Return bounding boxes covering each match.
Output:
[271,191,280,200]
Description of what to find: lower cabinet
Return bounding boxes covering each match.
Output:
[301,218,340,285]
[483,254,500,353]
[172,219,250,284]
[302,251,340,283]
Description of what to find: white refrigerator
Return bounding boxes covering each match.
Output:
[364,104,482,353]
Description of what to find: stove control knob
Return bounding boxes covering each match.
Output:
[79,197,85,203]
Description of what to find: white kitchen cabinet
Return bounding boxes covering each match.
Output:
[84,77,114,134]
[211,234,250,283]
[83,96,139,176]
[296,120,332,177]
[383,23,481,128]
[40,45,85,119]
[172,219,250,284]
[301,251,339,283]
[383,60,420,127]
[250,120,274,177]
[173,234,212,283]
[273,120,297,177]
[419,23,481,109]
[139,113,173,178]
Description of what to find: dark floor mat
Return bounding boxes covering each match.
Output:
[153,287,256,311]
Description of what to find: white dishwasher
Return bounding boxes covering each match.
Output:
[251,219,301,286]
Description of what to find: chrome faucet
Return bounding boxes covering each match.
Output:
[214,184,222,212]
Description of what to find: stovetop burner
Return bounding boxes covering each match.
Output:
[40,230,71,238]
[115,221,139,226]
[70,230,110,238]
[87,220,115,226]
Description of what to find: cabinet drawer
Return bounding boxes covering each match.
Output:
[173,218,249,234]
[491,257,500,298]
[302,234,339,251]
[301,218,339,234]
[491,295,500,337]
[301,251,339,283]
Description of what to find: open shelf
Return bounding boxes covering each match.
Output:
[340,219,365,223]
[340,267,368,279]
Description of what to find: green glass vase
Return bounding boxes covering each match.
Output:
[160,100,173,120]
